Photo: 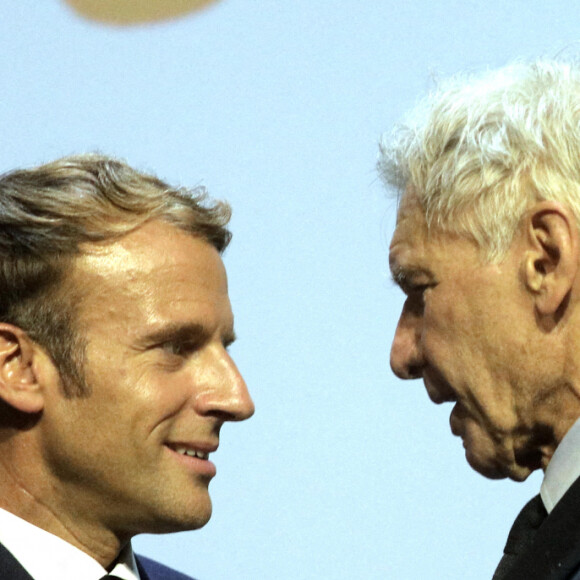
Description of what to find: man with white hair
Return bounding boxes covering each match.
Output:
[381,60,580,579]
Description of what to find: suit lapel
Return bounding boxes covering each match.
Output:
[0,542,35,580]
[504,474,580,579]
[136,556,152,580]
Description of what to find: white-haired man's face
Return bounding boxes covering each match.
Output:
[389,191,561,482]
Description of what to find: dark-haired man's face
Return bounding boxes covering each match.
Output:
[38,220,254,537]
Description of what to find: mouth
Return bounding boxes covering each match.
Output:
[424,379,456,405]
[449,402,467,437]
[171,446,211,460]
[164,441,218,478]
[432,392,457,404]
[165,441,218,465]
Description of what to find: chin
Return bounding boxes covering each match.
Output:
[175,503,213,532]
[142,497,214,534]
[466,449,533,482]
[504,464,534,483]
[468,457,507,480]
[147,511,213,534]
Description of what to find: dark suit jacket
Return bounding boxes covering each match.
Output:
[0,541,197,580]
[137,555,197,580]
[503,473,580,579]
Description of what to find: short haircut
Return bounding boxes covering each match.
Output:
[0,153,232,396]
[378,59,580,260]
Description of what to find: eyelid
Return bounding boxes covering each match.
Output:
[393,269,436,294]
[161,338,204,357]
[392,268,431,293]
[163,333,236,355]
[395,280,430,296]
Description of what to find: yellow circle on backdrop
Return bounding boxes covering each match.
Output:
[64,0,221,25]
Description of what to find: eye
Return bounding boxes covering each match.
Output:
[160,339,203,358]
[410,284,430,296]
[222,332,237,352]
[404,284,433,315]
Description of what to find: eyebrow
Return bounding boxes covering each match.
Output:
[138,322,236,349]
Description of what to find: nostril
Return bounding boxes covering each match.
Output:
[390,347,423,380]
[391,364,422,381]
[406,363,423,380]
[390,326,423,380]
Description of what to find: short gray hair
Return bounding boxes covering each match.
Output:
[378,59,580,260]
[0,153,231,396]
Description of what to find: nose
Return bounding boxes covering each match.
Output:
[390,305,424,380]
[195,347,255,422]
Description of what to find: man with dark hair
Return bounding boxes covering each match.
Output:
[381,60,580,579]
[0,154,254,580]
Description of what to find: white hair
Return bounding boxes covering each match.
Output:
[378,59,580,260]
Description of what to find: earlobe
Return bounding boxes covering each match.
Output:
[523,202,579,318]
[0,325,45,414]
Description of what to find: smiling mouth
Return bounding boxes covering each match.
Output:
[175,447,209,460]
[166,443,214,461]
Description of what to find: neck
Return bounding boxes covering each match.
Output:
[0,435,126,568]
[531,386,580,471]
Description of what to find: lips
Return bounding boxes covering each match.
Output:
[174,446,209,460]
[164,441,219,478]
[423,377,456,405]
[449,402,468,437]
[165,442,218,461]
[429,391,456,404]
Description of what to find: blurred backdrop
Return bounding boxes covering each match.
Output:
[0,1,577,578]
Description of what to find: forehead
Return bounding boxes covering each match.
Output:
[389,193,430,273]
[389,192,484,282]
[72,221,231,332]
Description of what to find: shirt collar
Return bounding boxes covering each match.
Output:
[0,507,140,580]
[109,544,140,580]
[541,417,580,513]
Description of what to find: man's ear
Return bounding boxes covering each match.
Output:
[0,324,46,414]
[523,201,580,318]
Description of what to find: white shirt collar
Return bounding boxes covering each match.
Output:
[541,417,580,513]
[0,507,140,580]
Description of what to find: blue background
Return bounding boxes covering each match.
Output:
[2,1,577,578]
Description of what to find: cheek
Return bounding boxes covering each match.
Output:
[80,368,171,443]
[422,294,468,353]
[422,296,501,391]
[426,286,493,347]
[138,369,196,422]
